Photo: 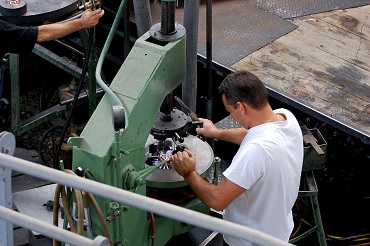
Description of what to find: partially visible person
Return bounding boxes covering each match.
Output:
[0,7,104,99]
[170,70,303,245]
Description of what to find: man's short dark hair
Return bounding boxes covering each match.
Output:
[218,70,269,110]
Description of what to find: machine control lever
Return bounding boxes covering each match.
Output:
[122,159,170,190]
[174,132,184,143]
[174,96,204,140]
[174,96,199,121]
[191,120,204,128]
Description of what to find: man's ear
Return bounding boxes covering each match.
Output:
[236,101,248,114]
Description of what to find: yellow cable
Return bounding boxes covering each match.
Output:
[290,220,303,238]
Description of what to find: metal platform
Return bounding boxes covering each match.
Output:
[249,0,370,18]
[11,184,61,245]
[147,0,297,67]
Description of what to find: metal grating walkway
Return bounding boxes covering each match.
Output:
[248,0,370,18]
[147,0,298,67]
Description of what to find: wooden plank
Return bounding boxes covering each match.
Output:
[359,5,370,13]
[232,26,370,136]
[292,15,370,72]
[320,8,370,37]
[237,31,370,105]
[233,51,366,121]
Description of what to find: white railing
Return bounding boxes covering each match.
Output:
[0,153,293,246]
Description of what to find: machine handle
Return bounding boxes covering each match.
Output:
[174,96,200,122]
[137,159,170,179]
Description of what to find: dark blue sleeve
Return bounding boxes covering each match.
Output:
[0,19,38,58]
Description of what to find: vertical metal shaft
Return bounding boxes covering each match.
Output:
[161,1,176,35]
[183,0,199,112]
[160,93,174,122]
[206,0,213,120]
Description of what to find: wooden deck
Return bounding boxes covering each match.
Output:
[232,5,370,141]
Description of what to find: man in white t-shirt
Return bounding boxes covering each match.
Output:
[170,70,303,246]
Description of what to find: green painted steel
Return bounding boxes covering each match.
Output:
[71,31,213,245]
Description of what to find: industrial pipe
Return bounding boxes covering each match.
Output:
[206,0,213,120]
[182,0,199,112]
[95,0,129,128]
[133,0,152,36]
[0,153,293,246]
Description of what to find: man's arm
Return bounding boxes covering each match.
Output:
[196,118,247,145]
[37,8,104,42]
[170,149,245,211]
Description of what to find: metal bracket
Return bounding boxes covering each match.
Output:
[67,136,84,147]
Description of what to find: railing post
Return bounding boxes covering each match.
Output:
[0,166,13,246]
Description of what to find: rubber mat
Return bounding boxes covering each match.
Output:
[249,0,370,18]
[147,0,297,68]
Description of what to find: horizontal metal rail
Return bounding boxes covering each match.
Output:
[0,153,293,246]
[0,206,109,246]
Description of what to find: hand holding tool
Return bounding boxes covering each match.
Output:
[174,96,204,139]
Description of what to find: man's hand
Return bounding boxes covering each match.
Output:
[195,118,219,139]
[196,117,247,145]
[79,8,105,29]
[170,149,196,178]
[37,8,104,42]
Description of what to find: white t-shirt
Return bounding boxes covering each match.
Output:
[223,108,303,246]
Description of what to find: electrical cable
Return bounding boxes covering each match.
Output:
[38,125,63,167]
[53,26,94,170]
[289,218,303,239]
[292,199,370,245]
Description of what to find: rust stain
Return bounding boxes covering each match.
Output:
[260,60,287,73]
[311,69,334,81]
[340,16,359,29]
[290,87,316,103]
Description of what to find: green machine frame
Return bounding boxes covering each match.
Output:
[68,28,212,245]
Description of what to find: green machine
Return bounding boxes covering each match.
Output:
[65,1,215,245]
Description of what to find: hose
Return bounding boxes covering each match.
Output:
[53,169,112,246]
[64,169,85,235]
[86,192,112,244]
[53,183,80,246]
